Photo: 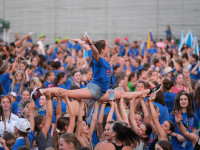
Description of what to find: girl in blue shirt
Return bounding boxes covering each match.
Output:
[35,36,149,102]
[53,72,67,89]
[169,92,199,150]
[44,71,55,88]
[10,70,25,101]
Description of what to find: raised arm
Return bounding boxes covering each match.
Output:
[68,38,90,52]
[55,94,62,122]
[140,98,150,124]
[75,100,84,137]
[123,68,131,92]
[88,102,100,139]
[42,91,53,138]
[149,93,167,140]
[106,101,115,122]
[29,100,35,131]
[82,36,100,62]
[14,34,30,47]
[191,61,200,75]
[129,97,140,133]
[114,101,123,122]
[174,110,198,145]
[63,93,75,133]
[119,97,129,125]
[97,102,106,142]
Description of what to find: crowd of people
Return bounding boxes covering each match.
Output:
[0,25,200,150]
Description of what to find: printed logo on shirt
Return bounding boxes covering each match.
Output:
[106,70,111,76]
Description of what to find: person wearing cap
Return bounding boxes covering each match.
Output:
[8,92,17,103]
[13,101,35,150]
[37,34,46,55]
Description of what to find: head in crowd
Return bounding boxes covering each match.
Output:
[21,88,31,104]
[44,71,55,83]
[53,72,66,86]
[31,56,40,67]
[0,96,11,113]
[174,92,194,117]
[136,81,146,91]
[14,118,31,147]
[71,69,82,83]
[19,60,28,72]
[8,92,17,103]
[11,70,25,94]
[59,133,81,150]
[175,73,184,86]
[89,40,108,66]
[104,121,115,142]
[0,64,10,76]
[162,78,174,93]
[30,77,42,89]
[155,140,173,150]
[2,132,16,150]
[109,121,140,147]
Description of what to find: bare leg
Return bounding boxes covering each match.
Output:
[99,89,149,102]
[41,88,92,100]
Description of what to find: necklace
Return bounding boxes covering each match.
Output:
[81,136,93,149]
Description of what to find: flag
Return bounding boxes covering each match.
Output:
[182,30,195,48]
[147,32,153,49]
[178,31,184,52]
[194,37,199,56]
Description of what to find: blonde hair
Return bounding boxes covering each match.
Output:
[30,77,42,87]
[11,70,25,94]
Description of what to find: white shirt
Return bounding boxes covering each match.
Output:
[37,40,45,55]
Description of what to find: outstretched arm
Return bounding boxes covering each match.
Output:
[123,68,131,92]
[29,100,35,131]
[97,102,106,142]
[42,91,53,138]
[68,38,90,52]
[119,97,129,125]
[88,102,100,139]
[63,93,75,133]
[149,93,167,140]
[15,34,30,47]
[82,36,100,62]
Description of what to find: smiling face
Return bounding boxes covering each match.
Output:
[138,124,147,137]
[179,94,189,109]
[21,91,30,102]
[23,103,30,116]
[73,72,82,83]
[15,72,23,83]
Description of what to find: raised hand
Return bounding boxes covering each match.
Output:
[125,68,131,77]
[81,35,93,45]
[45,90,51,100]
[174,110,182,123]
[68,38,83,45]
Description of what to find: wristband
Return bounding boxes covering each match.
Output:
[89,43,93,46]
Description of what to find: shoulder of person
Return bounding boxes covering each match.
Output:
[123,146,132,150]
[99,143,115,150]
[11,113,20,120]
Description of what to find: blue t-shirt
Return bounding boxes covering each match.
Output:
[66,77,85,90]
[164,92,176,114]
[44,81,52,88]
[34,66,44,77]
[88,50,111,94]
[147,48,157,56]
[128,48,139,58]
[11,101,23,116]
[53,100,67,113]
[169,113,199,150]
[12,130,34,150]
[0,73,12,94]
[154,102,169,124]
[132,65,143,73]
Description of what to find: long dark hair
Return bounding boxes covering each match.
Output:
[156,140,173,150]
[155,91,166,106]
[53,72,65,86]
[173,92,194,117]
[89,40,106,67]
[162,78,174,93]
[195,87,200,110]
[112,121,140,147]
[60,133,81,150]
